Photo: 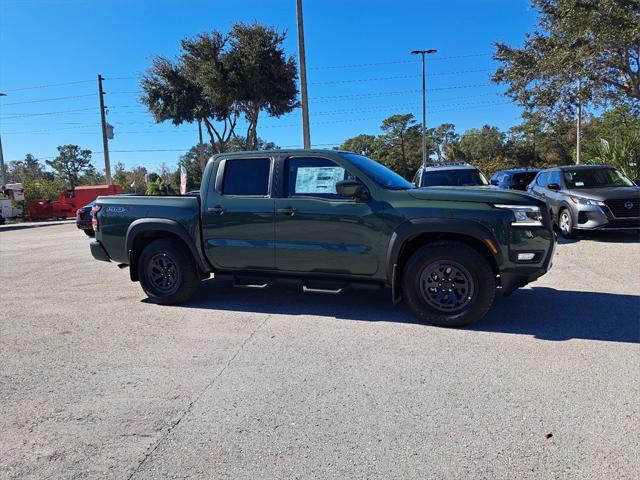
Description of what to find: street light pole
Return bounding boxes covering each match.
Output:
[411,49,437,166]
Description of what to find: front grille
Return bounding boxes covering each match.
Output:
[605,198,640,218]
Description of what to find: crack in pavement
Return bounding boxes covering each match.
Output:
[125,312,274,480]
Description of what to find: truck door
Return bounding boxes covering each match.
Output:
[201,157,275,270]
[274,155,381,276]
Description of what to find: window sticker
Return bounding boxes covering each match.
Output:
[295,166,345,194]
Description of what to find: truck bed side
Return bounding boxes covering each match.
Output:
[95,195,206,268]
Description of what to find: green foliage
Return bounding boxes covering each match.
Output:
[493,0,640,116]
[45,145,94,188]
[339,106,639,179]
[22,179,63,202]
[588,135,640,180]
[379,114,421,178]
[141,23,298,153]
[145,177,176,196]
[5,154,52,183]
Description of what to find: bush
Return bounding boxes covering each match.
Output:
[588,136,640,181]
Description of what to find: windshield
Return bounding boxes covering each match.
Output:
[563,168,634,189]
[421,169,487,187]
[339,153,414,190]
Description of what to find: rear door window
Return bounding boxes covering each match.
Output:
[222,158,271,196]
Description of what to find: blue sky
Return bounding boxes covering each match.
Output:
[0,0,537,172]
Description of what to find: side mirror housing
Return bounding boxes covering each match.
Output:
[336,180,369,201]
[547,183,560,191]
[490,179,499,186]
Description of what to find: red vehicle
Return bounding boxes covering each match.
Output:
[28,185,122,220]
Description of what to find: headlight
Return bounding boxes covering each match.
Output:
[494,204,543,226]
[569,196,604,206]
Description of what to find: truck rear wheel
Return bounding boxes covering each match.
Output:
[138,239,201,304]
[401,242,495,327]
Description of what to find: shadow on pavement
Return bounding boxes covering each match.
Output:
[0,220,74,233]
[168,278,640,344]
[558,230,640,245]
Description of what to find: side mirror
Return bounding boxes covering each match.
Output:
[490,179,499,186]
[547,183,560,191]
[336,180,369,201]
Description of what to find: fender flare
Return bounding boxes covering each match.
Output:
[126,218,211,280]
[385,218,503,302]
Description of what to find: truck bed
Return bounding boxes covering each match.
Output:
[95,195,202,264]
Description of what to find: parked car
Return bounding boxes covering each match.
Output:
[89,150,555,327]
[528,165,640,238]
[76,201,95,237]
[413,162,488,188]
[489,168,540,191]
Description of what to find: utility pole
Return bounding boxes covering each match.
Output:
[410,49,437,166]
[0,92,6,186]
[98,75,112,184]
[575,78,583,165]
[296,0,311,149]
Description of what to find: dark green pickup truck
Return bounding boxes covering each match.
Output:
[90,150,555,326]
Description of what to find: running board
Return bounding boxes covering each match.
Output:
[302,283,345,295]
[232,276,271,289]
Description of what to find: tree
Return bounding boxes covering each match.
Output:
[458,125,506,162]
[141,24,299,153]
[79,165,105,185]
[226,23,300,150]
[5,154,51,183]
[45,145,93,188]
[338,134,379,157]
[380,114,420,179]
[428,124,458,162]
[493,0,640,114]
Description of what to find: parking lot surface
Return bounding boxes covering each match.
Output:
[1,222,639,479]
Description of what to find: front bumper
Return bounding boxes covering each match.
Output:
[90,240,111,262]
[571,204,639,231]
[500,215,556,295]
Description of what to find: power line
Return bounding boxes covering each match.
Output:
[2,93,98,106]
[0,107,99,119]
[309,53,493,70]
[0,79,95,92]
[310,69,493,85]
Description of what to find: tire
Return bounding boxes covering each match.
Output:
[558,208,575,239]
[402,241,496,327]
[83,229,95,237]
[138,239,201,304]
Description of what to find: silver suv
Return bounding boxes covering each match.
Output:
[528,165,640,238]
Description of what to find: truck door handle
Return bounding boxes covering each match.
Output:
[277,206,296,216]
[208,205,225,215]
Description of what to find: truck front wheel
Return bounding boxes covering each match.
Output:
[138,239,201,304]
[402,242,495,327]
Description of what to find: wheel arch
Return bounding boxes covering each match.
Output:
[386,218,502,303]
[126,219,210,282]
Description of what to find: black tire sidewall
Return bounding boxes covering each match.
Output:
[402,242,495,327]
[138,239,200,304]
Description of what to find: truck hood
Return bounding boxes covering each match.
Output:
[563,186,640,201]
[408,186,540,205]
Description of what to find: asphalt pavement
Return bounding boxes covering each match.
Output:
[1,222,638,479]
